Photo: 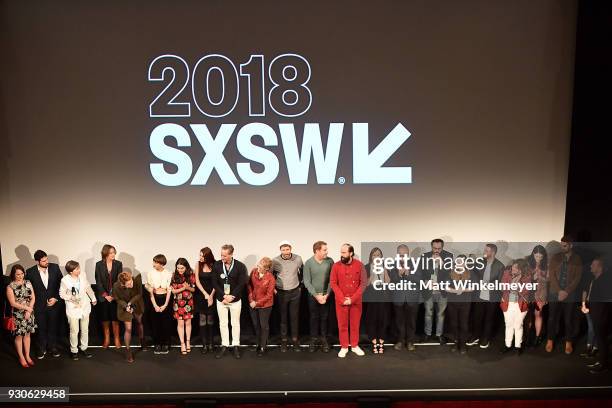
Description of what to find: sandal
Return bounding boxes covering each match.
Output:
[372,342,379,354]
[180,343,187,355]
[379,340,385,354]
[186,341,191,353]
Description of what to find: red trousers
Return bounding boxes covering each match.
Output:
[335,302,362,348]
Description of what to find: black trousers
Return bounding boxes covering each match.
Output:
[249,306,272,347]
[471,301,498,342]
[278,287,300,341]
[393,302,419,343]
[590,302,610,368]
[34,303,60,352]
[308,295,330,339]
[447,301,471,347]
[365,302,389,341]
[547,301,579,341]
[151,294,173,346]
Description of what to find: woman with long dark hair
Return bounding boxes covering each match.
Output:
[526,245,548,346]
[6,264,37,367]
[171,258,196,355]
[364,247,390,354]
[195,247,216,354]
[94,244,123,349]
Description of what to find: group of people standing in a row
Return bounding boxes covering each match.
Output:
[4,237,611,374]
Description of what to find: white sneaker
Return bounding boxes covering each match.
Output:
[351,346,365,356]
[338,347,349,358]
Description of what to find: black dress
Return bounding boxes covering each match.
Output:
[195,270,216,315]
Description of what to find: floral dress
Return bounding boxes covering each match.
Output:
[9,280,37,336]
[172,273,196,320]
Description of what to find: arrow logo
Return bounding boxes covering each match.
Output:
[352,123,412,184]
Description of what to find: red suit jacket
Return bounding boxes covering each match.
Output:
[330,259,367,305]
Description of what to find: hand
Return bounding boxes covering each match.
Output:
[47,298,57,306]
[250,301,257,308]
[204,293,209,301]
[558,290,568,302]
[25,311,31,321]
[91,300,97,306]
[581,304,589,314]
[207,297,214,307]
[183,282,189,288]
[343,297,351,306]
[227,295,235,302]
[26,306,34,313]
[315,294,323,304]
[322,294,328,304]
[154,305,161,313]
[456,290,463,296]
[105,295,113,302]
[160,304,167,312]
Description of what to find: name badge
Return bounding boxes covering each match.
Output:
[224,284,231,295]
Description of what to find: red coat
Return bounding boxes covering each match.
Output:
[247,269,275,308]
[499,268,532,313]
[330,259,367,305]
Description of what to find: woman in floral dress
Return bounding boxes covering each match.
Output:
[6,264,37,367]
[171,258,196,355]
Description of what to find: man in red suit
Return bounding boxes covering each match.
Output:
[330,243,367,357]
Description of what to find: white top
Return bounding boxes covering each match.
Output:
[146,268,172,292]
[60,273,96,319]
[38,267,49,289]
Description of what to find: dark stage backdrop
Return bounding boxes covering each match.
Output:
[0,0,576,280]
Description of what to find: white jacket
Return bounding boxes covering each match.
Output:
[60,273,96,319]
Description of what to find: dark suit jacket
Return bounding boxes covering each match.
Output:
[25,263,63,314]
[419,250,454,300]
[212,259,248,302]
[474,257,505,302]
[95,259,123,302]
[388,267,422,305]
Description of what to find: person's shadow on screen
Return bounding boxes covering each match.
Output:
[4,244,34,276]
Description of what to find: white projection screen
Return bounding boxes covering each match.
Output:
[0,0,576,280]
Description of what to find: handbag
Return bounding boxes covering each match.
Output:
[2,303,15,332]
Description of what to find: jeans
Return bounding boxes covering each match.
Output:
[586,313,595,346]
[424,293,447,336]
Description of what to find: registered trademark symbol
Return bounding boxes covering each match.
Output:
[338,177,346,184]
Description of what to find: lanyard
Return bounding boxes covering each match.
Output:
[223,259,234,283]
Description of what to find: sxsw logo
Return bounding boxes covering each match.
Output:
[149,122,413,186]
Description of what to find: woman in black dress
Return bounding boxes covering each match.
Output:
[195,247,216,354]
[94,244,123,349]
[364,247,390,354]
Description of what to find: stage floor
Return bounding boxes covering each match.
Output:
[1,340,611,404]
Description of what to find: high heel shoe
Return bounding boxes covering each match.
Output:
[19,359,29,368]
[186,341,191,353]
[26,358,35,367]
[379,340,385,354]
[372,342,379,354]
[180,343,187,355]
